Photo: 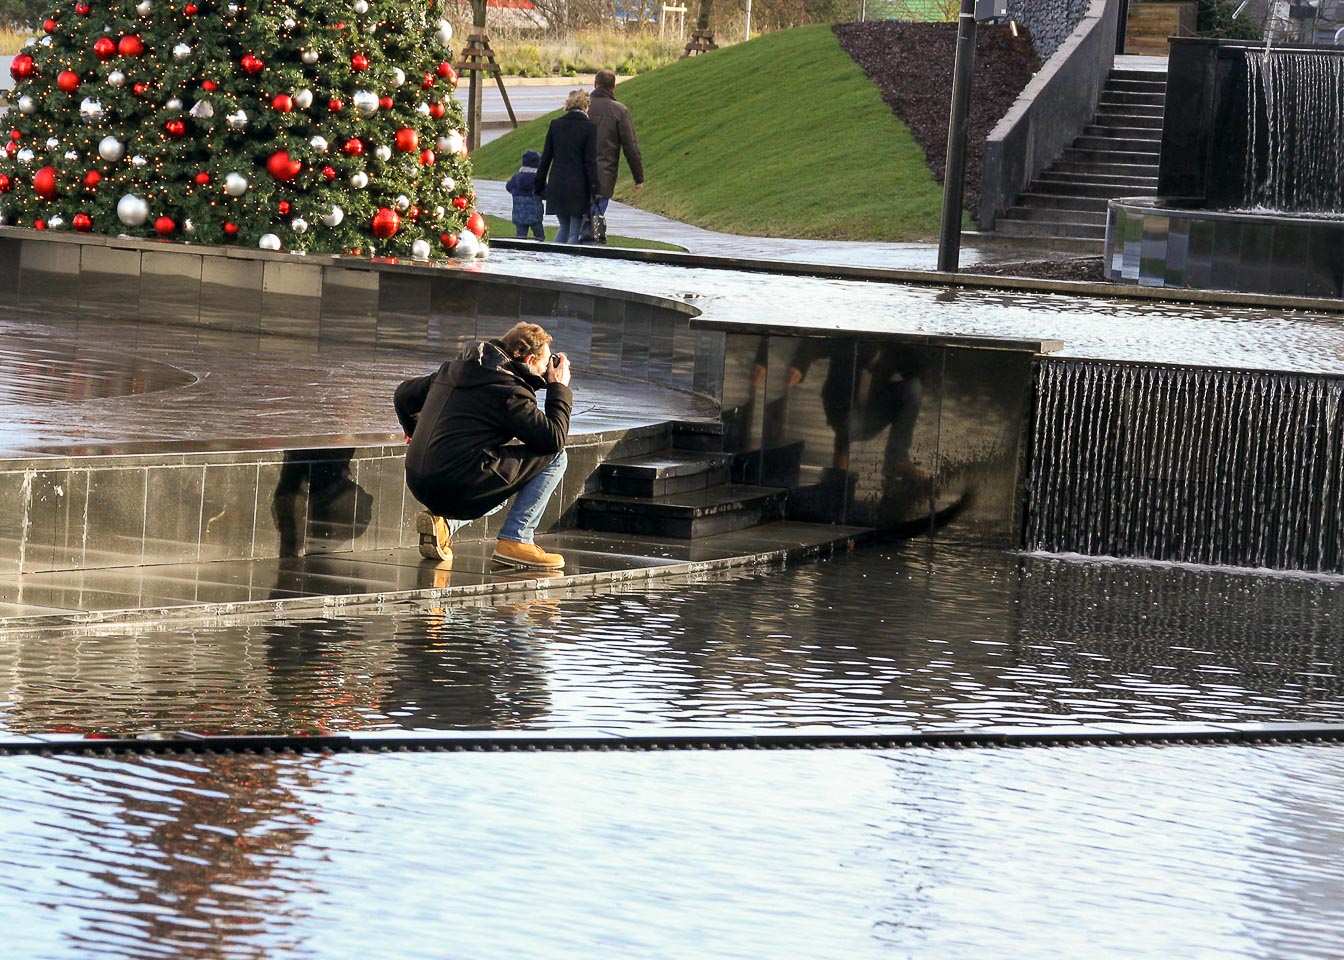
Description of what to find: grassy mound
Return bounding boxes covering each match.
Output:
[470,25,951,241]
[482,214,684,251]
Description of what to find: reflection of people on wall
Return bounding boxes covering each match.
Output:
[272,448,373,557]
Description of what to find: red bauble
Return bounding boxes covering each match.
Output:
[408,205,420,221]
[133,82,149,96]
[165,119,186,138]
[154,216,175,236]
[419,149,435,166]
[466,211,486,237]
[82,170,101,189]
[73,213,92,231]
[32,166,57,198]
[4,142,16,157]
[43,18,56,32]
[194,171,210,185]
[428,102,445,119]
[57,70,80,92]
[378,96,393,110]
[328,98,343,112]
[342,138,363,156]
[184,2,198,13]
[436,62,457,82]
[224,222,238,236]
[440,232,458,249]
[74,3,90,13]
[278,200,290,215]
[421,73,435,88]
[272,94,293,112]
[8,129,19,141]
[0,175,11,194]
[452,196,469,210]
[351,53,368,71]
[321,165,336,180]
[9,55,33,79]
[394,127,418,152]
[241,53,264,75]
[266,150,302,181]
[117,34,144,56]
[93,37,115,60]
[371,207,399,239]
[202,79,217,91]
[34,219,46,230]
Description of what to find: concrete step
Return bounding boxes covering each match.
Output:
[993,218,1108,241]
[1104,78,1168,95]
[1028,178,1157,198]
[1064,146,1162,166]
[1048,160,1161,178]
[576,484,789,539]
[598,449,732,498]
[1097,101,1165,118]
[1074,135,1164,153]
[1004,206,1108,225]
[1099,90,1166,107]
[1092,111,1164,129]
[1013,193,1111,212]
[1108,68,1169,83]
[1083,124,1162,142]
[1038,169,1159,188]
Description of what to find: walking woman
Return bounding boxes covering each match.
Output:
[535,89,600,245]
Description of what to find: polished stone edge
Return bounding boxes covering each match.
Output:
[5,721,1344,756]
[692,322,1063,354]
[492,237,1344,315]
[0,524,874,631]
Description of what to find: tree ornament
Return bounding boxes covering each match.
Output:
[33,220,47,230]
[294,88,313,110]
[81,101,109,128]
[0,175,10,193]
[277,200,291,215]
[435,18,452,45]
[352,90,377,115]
[354,0,368,11]
[75,3,90,13]
[309,135,328,152]
[411,238,430,260]
[226,109,247,130]
[45,137,59,149]
[421,73,434,89]
[201,79,216,91]
[107,70,125,87]
[436,62,456,82]
[83,170,101,189]
[266,153,299,181]
[64,150,78,161]
[131,155,148,167]
[321,205,344,226]
[259,233,281,250]
[395,127,419,152]
[224,172,248,195]
[452,196,468,210]
[93,36,116,60]
[194,171,210,185]
[48,215,66,230]
[350,171,368,188]
[98,136,124,161]
[440,231,457,249]
[154,215,175,236]
[165,119,186,138]
[428,101,444,119]
[184,3,197,14]
[224,222,238,236]
[15,148,33,165]
[466,211,486,237]
[351,53,368,71]
[392,67,405,86]
[17,96,36,114]
[240,53,264,75]
[441,130,464,155]
[32,166,58,199]
[271,93,293,112]
[440,176,456,191]
[394,194,409,210]
[9,55,33,79]
[172,43,191,61]
[454,231,479,257]
[116,193,149,226]
[407,205,419,220]
[328,98,343,112]
[321,165,336,180]
[291,216,308,233]
[43,18,56,32]
[166,97,183,110]
[379,96,394,111]
[371,207,399,238]
[419,149,434,165]
[73,213,92,231]
[343,138,364,156]
[283,17,296,27]
[117,34,144,57]
[183,218,195,235]
[374,144,391,162]
[135,0,151,13]
[189,99,214,119]
[57,70,80,93]
[302,48,319,64]
[133,82,149,96]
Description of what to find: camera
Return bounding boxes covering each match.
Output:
[551,354,561,368]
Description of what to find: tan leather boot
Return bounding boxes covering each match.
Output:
[492,538,565,569]
[417,511,452,564]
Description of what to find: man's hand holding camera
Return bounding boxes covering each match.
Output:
[545,350,571,387]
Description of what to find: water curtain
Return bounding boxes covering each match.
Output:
[1026,360,1344,571]
[1243,49,1344,213]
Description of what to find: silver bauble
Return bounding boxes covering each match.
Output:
[394,194,410,211]
[374,144,391,162]
[309,135,328,153]
[227,2,238,12]
[63,150,78,160]
[294,88,313,110]
[224,172,249,196]
[354,0,368,11]
[166,97,183,111]
[352,90,378,116]
[411,238,431,260]
[321,205,344,227]
[183,218,195,235]
[116,193,149,226]
[107,70,125,87]
[258,233,281,251]
[416,102,430,117]
[47,215,65,230]
[39,34,51,46]
[45,137,59,149]
[17,96,35,115]
[435,136,451,152]
[283,17,296,27]
[366,22,376,33]
[291,217,308,234]
[79,98,103,122]
[16,149,34,165]
[97,136,124,161]
[226,109,247,130]
[131,155,147,168]
[433,205,445,218]
[436,18,453,46]
[350,171,368,189]
[301,48,319,64]
[454,231,479,257]
[189,99,214,119]
[172,43,191,61]
[392,67,405,87]
[476,242,489,260]
[440,176,456,191]
[136,0,152,13]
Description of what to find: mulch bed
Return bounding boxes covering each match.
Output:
[967,256,1107,282]
[833,20,1040,215]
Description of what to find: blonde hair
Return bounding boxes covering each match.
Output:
[501,322,552,361]
[565,89,590,112]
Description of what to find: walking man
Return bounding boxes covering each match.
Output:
[395,322,571,570]
[588,68,645,225]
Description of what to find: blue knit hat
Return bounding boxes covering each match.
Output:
[521,149,541,166]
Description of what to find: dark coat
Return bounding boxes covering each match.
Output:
[535,109,600,218]
[394,339,572,520]
[588,87,644,198]
[506,165,544,225]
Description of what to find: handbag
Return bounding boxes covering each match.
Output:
[581,201,607,244]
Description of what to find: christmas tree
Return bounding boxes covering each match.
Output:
[2,0,488,258]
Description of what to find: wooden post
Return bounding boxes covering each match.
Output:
[455,32,518,151]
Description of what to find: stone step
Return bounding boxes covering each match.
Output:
[597,449,732,498]
[1013,193,1111,212]
[1093,111,1164,129]
[1108,68,1169,84]
[1099,90,1166,107]
[1083,124,1162,142]
[1097,101,1165,118]
[993,218,1108,240]
[1063,146,1162,166]
[1038,169,1159,188]
[1002,205,1108,225]
[577,484,789,539]
[1028,178,1157,198]
[1104,78,1168,95]
[1074,135,1164,153]
[1048,160,1161,178]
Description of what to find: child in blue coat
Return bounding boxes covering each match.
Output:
[506,149,545,240]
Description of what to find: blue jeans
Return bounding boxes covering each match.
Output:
[594,197,610,215]
[514,221,544,240]
[444,449,566,543]
[554,215,583,244]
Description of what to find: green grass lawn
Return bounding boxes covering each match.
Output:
[482,214,684,251]
[471,25,952,242]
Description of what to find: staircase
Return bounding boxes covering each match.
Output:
[993,67,1165,246]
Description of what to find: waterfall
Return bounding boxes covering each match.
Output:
[1026,360,1344,572]
[1242,49,1344,213]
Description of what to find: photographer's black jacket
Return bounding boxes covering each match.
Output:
[395,339,572,519]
